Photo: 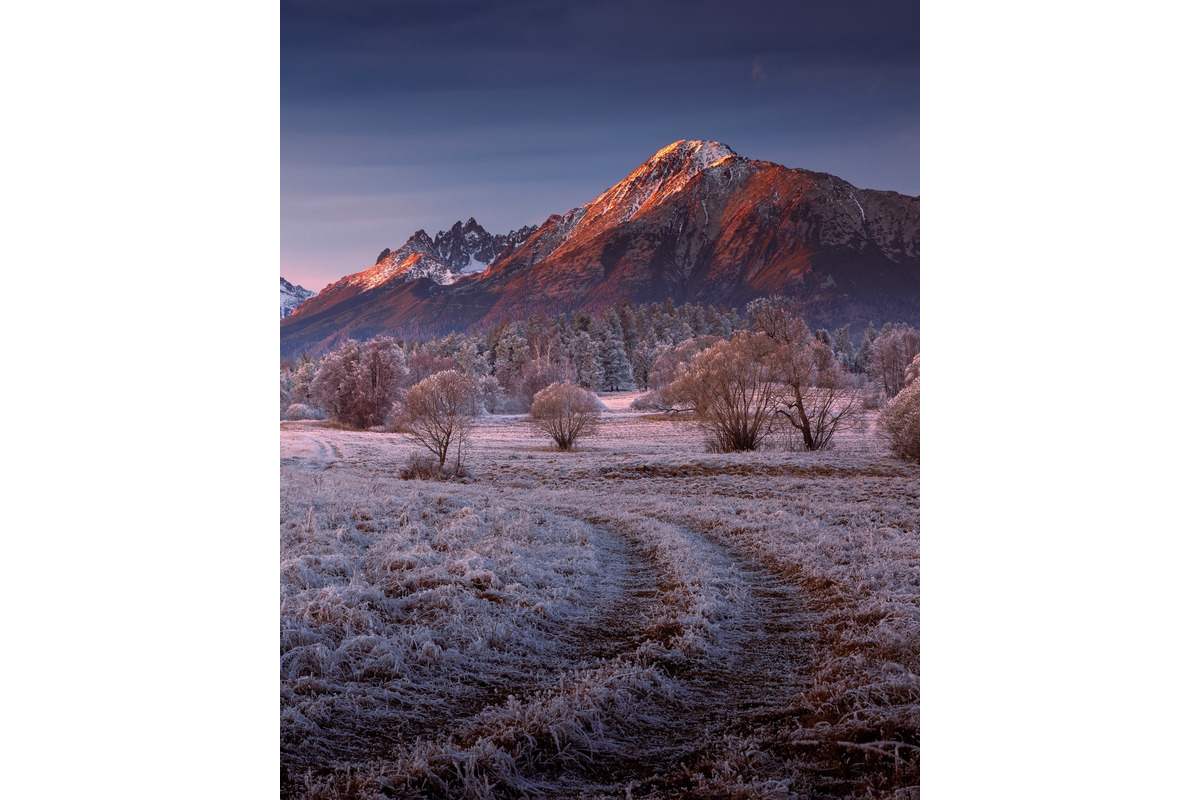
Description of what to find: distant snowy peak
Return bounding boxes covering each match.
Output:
[280,277,316,319]
[363,220,539,284]
[430,218,538,274]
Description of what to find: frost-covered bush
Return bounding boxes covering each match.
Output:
[878,373,920,461]
[529,382,603,451]
[399,452,443,480]
[667,331,779,452]
[284,403,324,421]
[905,352,920,385]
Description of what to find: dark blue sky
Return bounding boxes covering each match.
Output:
[282,0,919,292]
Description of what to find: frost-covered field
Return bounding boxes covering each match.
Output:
[281,393,919,799]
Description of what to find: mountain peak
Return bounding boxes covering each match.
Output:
[648,140,737,169]
[560,141,740,241]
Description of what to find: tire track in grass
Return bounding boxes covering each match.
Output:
[327,502,673,800]
[501,502,820,798]
[602,514,819,797]
[280,423,345,472]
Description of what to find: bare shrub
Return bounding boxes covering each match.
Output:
[398,452,444,480]
[529,382,603,450]
[284,403,324,421]
[667,331,779,452]
[391,371,480,471]
[764,424,808,452]
[878,370,920,461]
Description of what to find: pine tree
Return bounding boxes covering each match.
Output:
[570,332,602,389]
[631,343,657,390]
[855,323,878,374]
[833,325,855,370]
[706,306,734,338]
[600,333,635,391]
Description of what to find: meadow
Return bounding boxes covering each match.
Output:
[280,393,919,799]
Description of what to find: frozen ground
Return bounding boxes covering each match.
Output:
[281,392,919,799]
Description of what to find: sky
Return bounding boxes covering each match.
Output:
[282,0,919,293]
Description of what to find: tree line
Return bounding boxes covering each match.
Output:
[280,298,920,469]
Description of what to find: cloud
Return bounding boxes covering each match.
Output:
[752,57,766,81]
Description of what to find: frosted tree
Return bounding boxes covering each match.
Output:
[477,374,502,414]
[750,296,860,451]
[705,306,734,338]
[291,355,318,406]
[870,325,920,398]
[359,335,410,426]
[280,369,293,418]
[832,325,855,370]
[661,313,693,345]
[454,338,488,379]
[512,357,573,412]
[618,301,639,354]
[308,336,407,428]
[631,343,658,390]
[648,336,722,391]
[855,323,878,374]
[392,370,480,473]
[309,340,367,427]
[529,382,603,450]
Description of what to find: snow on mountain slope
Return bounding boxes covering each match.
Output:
[280,277,316,319]
[562,140,736,247]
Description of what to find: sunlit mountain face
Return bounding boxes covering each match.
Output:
[281,141,918,356]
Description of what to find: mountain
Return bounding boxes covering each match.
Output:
[282,141,918,355]
[284,222,539,325]
[280,277,316,319]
